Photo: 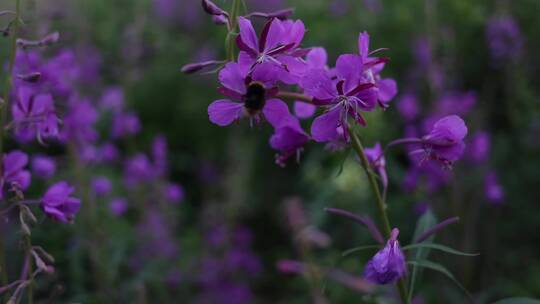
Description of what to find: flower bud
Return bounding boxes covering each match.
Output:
[202,0,228,17]
[181,60,222,74]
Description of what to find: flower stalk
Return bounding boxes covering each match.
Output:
[347,126,409,304]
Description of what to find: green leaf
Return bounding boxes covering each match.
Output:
[492,298,540,304]
[402,243,480,257]
[407,260,470,297]
[342,245,381,257]
[408,210,437,301]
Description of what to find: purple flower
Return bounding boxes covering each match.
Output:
[397,93,419,122]
[236,17,307,84]
[100,86,124,112]
[111,111,141,138]
[412,115,468,167]
[363,228,406,284]
[98,142,120,163]
[484,171,504,204]
[208,62,291,127]
[152,135,168,176]
[32,155,56,179]
[364,143,387,188]
[486,16,523,62]
[413,202,430,216]
[40,181,81,223]
[91,176,112,197]
[269,117,310,167]
[12,86,59,143]
[61,96,98,144]
[466,131,490,163]
[301,54,376,142]
[1,150,31,199]
[109,198,128,216]
[164,183,184,204]
[435,91,476,117]
[124,153,155,186]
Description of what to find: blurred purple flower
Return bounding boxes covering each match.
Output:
[109,198,128,216]
[111,111,141,138]
[164,183,184,204]
[61,96,98,144]
[270,116,309,167]
[152,135,168,176]
[363,228,406,284]
[397,93,419,122]
[124,153,155,186]
[91,176,112,197]
[364,143,388,188]
[486,16,523,62]
[413,202,430,216]
[1,150,31,199]
[12,86,59,143]
[100,86,124,112]
[466,131,490,163]
[484,171,504,205]
[40,181,81,223]
[98,142,120,163]
[32,155,56,179]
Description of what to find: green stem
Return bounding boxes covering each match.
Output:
[0,0,22,297]
[348,126,409,304]
[226,0,241,61]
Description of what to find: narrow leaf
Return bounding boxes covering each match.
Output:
[342,245,380,257]
[407,260,470,297]
[402,243,479,257]
[408,210,437,301]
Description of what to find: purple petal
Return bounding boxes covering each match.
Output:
[237,17,259,53]
[306,47,328,68]
[208,99,244,126]
[218,63,247,95]
[358,31,370,62]
[262,18,284,52]
[294,101,316,119]
[377,78,397,103]
[300,69,337,101]
[335,54,363,93]
[262,98,291,128]
[311,107,341,142]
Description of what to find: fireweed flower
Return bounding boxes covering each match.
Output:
[486,16,523,62]
[91,176,112,197]
[164,183,184,204]
[484,171,504,204]
[208,62,291,127]
[1,150,31,199]
[363,228,406,284]
[357,31,397,108]
[40,181,81,223]
[236,16,307,84]
[61,96,98,144]
[111,111,141,138]
[100,86,124,112]
[465,131,490,163]
[301,54,376,142]
[123,153,156,187]
[364,142,387,188]
[410,115,468,168]
[12,86,59,143]
[32,155,56,179]
[396,93,419,122]
[109,198,128,216]
[269,117,310,167]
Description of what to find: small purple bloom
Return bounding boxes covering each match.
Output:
[111,111,141,138]
[484,171,504,204]
[98,142,120,163]
[12,86,59,143]
[363,228,406,284]
[61,96,98,144]
[124,153,155,186]
[109,198,128,216]
[236,17,307,84]
[486,16,523,62]
[364,143,387,188]
[152,135,168,176]
[208,62,291,127]
[1,150,31,199]
[32,155,56,179]
[164,183,184,204]
[40,181,81,223]
[301,54,376,142]
[397,93,419,122]
[269,117,310,167]
[100,86,124,112]
[91,176,112,197]
[466,131,490,163]
[413,115,468,168]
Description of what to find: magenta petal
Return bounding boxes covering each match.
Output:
[377,78,397,103]
[238,17,259,53]
[281,19,306,48]
[262,98,291,128]
[208,99,244,126]
[306,47,328,68]
[335,54,363,92]
[218,63,247,95]
[294,101,316,119]
[263,18,284,52]
[311,107,341,142]
[300,69,337,100]
[358,31,370,62]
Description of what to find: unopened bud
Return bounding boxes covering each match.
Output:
[17,31,60,49]
[181,60,223,74]
[17,72,41,83]
[247,8,295,20]
[202,0,228,17]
